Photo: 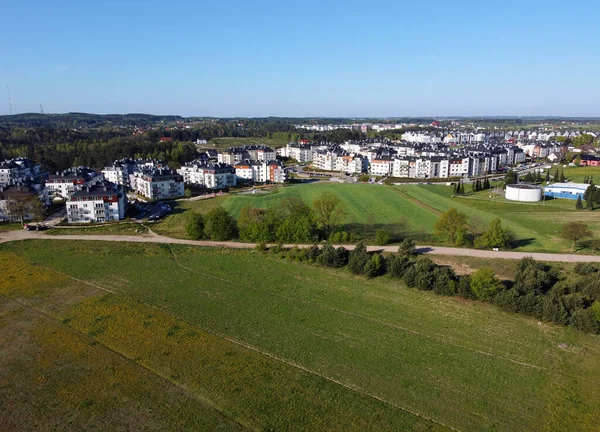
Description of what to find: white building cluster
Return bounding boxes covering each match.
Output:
[46,167,104,200]
[279,140,528,178]
[0,157,42,186]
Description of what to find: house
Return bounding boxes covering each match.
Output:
[547,153,561,163]
[579,154,600,167]
[132,169,185,200]
[66,181,126,223]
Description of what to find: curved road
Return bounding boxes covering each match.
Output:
[1,229,600,263]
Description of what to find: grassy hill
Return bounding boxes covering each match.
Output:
[2,240,600,431]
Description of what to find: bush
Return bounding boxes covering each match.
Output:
[456,275,474,299]
[375,229,393,246]
[255,242,267,253]
[432,267,457,296]
[398,238,417,257]
[364,253,385,278]
[470,267,503,300]
[329,231,356,243]
[348,241,369,275]
[387,255,411,279]
[185,213,204,240]
[319,244,347,268]
[570,308,600,334]
[204,207,238,241]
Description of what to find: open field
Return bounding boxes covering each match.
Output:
[2,240,600,431]
[88,181,600,253]
[560,165,600,183]
[202,137,288,152]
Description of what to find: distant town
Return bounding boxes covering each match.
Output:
[1,118,599,225]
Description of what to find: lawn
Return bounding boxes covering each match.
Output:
[151,195,228,238]
[153,182,599,253]
[560,165,600,183]
[223,183,440,239]
[2,240,600,431]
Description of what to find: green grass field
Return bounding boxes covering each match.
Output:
[2,240,600,431]
[560,165,600,183]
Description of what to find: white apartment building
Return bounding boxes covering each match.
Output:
[235,160,286,183]
[45,167,103,199]
[280,143,314,162]
[0,157,41,185]
[449,157,470,177]
[132,169,185,200]
[66,182,126,223]
[369,158,393,176]
[178,162,237,189]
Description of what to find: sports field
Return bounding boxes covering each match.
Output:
[1,240,599,431]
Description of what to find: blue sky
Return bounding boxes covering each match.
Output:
[1,0,598,117]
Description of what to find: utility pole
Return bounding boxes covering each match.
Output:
[40,104,44,114]
[7,85,13,115]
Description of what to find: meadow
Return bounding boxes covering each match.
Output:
[2,240,600,431]
[560,165,600,183]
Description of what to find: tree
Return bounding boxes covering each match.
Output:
[470,267,503,300]
[348,241,369,275]
[561,222,592,251]
[375,229,393,245]
[554,167,560,182]
[505,171,518,186]
[559,170,565,183]
[435,208,468,245]
[2,186,44,226]
[576,195,584,210]
[184,187,192,198]
[475,217,513,249]
[312,192,347,237]
[545,170,550,183]
[185,213,205,240]
[204,207,237,241]
[398,238,417,257]
[364,253,384,278]
[584,184,599,210]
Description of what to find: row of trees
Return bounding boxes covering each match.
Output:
[262,242,600,334]
[186,193,348,243]
[434,209,514,249]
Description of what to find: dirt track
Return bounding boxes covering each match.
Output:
[2,229,600,263]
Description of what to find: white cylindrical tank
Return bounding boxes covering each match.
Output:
[505,184,542,202]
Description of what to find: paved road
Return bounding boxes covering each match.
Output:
[2,229,600,263]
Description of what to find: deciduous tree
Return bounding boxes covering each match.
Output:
[435,208,468,245]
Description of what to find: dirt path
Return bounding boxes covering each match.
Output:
[2,229,600,262]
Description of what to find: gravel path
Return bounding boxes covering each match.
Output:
[2,229,600,263]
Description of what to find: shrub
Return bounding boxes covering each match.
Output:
[185,213,205,240]
[204,207,237,241]
[570,308,600,334]
[254,242,267,253]
[387,255,411,279]
[398,239,417,257]
[470,267,503,300]
[364,253,385,278]
[432,267,457,296]
[375,229,393,246]
[348,241,369,275]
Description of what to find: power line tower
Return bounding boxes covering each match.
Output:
[7,85,13,115]
[40,104,44,114]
